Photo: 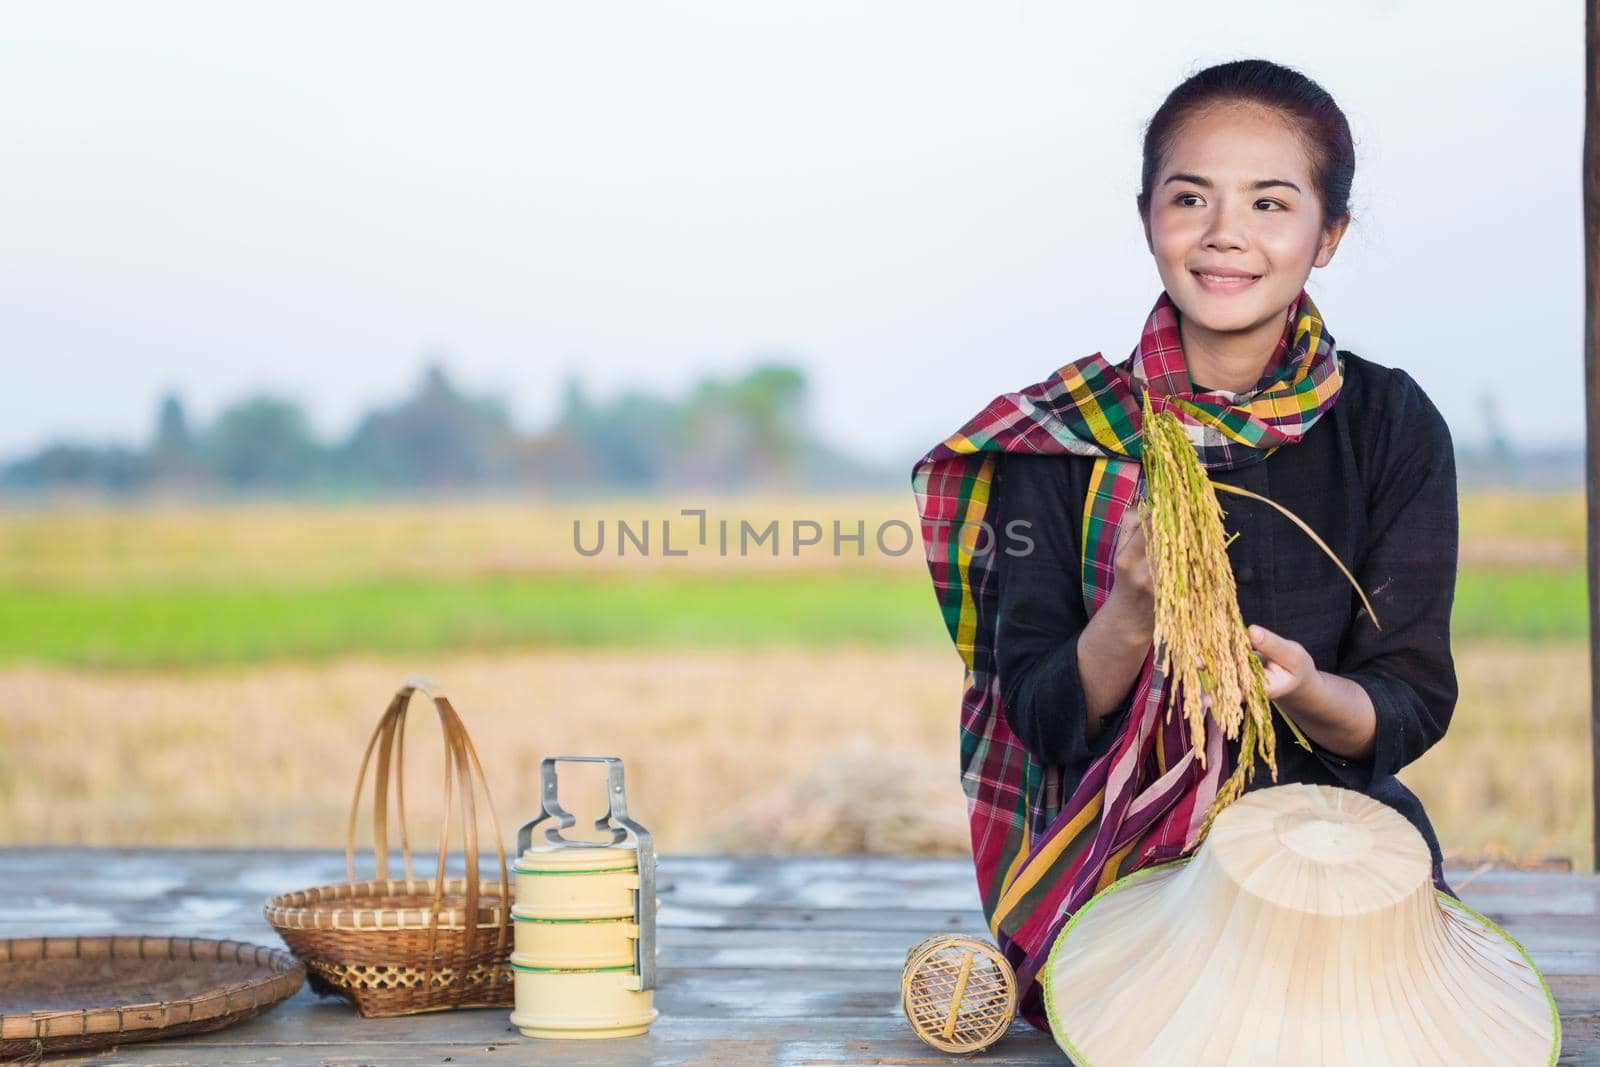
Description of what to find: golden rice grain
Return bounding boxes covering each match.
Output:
[1138,391,1378,843]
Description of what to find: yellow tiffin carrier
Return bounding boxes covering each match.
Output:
[510,756,659,1041]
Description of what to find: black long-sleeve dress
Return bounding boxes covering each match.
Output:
[990,349,1459,875]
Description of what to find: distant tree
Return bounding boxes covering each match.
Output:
[1,443,145,493]
[597,390,687,487]
[558,373,590,424]
[147,391,206,489]
[684,361,808,488]
[201,395,321,490]
[0,355,907,499]
[732,362,807,459]
[154,392,192,453]
[1478,390,1513,484]
[543,360,854,491]
[339,362,522,489]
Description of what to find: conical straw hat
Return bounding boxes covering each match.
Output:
[1043,783,1559,1066]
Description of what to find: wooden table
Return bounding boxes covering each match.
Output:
[3,849,1597,1064]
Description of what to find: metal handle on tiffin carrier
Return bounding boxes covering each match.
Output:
[516,756,656,991]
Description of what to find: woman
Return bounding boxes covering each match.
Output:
[910,58,1458,1033]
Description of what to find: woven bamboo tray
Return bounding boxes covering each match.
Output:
[0,935,303,1058]
[264,677,514,1017]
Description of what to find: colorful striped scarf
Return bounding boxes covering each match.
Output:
[909,286,1343,1031]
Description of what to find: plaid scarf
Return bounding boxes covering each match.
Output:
[909,286,1343,1030]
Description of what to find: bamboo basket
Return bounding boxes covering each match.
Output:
[0,936,303,1058]
[264,677,514,1017]
[901,933,1016,1054]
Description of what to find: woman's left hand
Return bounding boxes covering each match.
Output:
[1247,624,1323,711]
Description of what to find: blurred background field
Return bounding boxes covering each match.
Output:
[0,488,1590,869]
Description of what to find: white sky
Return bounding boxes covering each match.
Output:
[0,1,1580,469]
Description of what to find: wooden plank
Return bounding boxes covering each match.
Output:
[4,850,1597,1064]
[5,849,1597,916]
[37,1018,1067,1067]
[4,916,1599,976]
[28,1002,1600,1066]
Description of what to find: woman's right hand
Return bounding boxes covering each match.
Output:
[1077,508,1159,738]
[1107,508,1156,644]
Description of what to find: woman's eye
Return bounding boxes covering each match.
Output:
[1173,194,1284,210]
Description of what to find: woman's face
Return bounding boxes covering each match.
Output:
[1141,103,1347,337]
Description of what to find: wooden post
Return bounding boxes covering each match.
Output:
[1587,0,1600,871]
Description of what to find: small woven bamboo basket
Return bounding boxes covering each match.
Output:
[901,933,1017,1054]
[264,677,514,1017]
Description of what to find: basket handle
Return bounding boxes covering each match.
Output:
[343,676,511,1003]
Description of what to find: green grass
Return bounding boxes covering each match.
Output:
[0,571,950,669]
[0,566,1584,669]
[1452,568,1589,642]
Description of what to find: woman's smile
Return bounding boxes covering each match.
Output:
[1190,269,1262,293]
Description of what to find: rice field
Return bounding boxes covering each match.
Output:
[0,491,1585,668]
[0,490,1590,868]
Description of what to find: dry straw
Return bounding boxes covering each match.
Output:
[1137,388,1381,841]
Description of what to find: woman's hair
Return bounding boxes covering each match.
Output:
[1135,59,1356,232]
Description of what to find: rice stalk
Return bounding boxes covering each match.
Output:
[1210,480,1383,632]
[1136,389,1375,843]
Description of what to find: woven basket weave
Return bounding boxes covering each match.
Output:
[264,678,513,1017]
[0,936,303,1058]
[900,933,1016,1054]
